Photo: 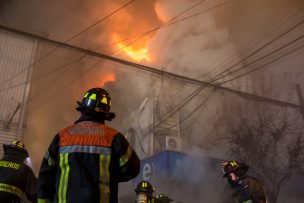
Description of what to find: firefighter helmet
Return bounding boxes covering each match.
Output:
[3,140,29,158]
[77,88,112,113]
[155,194,173,202]
[76,88,115,120]
[221,161,249,177]
[135,181,154,194]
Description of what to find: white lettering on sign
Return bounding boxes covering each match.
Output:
[142,163,153,181]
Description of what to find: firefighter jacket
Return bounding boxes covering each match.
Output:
[231,176,267,203]
[37,116,140,203]
[0,148,37,203]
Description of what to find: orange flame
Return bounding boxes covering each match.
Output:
[100,73,116,87]
[112,34,151,62]
[117,43,150,62]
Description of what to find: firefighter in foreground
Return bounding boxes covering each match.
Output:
[37,88,140,203]
[0,141,37,203]
[222,161,267,203]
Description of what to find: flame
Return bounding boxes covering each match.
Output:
[112,34,151,62]
[117,43,150,62]
[100,73,116,87]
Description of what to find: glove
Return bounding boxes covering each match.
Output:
[235,184,252,202]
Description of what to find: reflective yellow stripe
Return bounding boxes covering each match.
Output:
[64,154,70,202]
[242,200,253,203]
[101,97,108,104]
[99,155,110,203]
[38,199,51,203]
[84,92,89,98]
[59,153,70,203]
[0,183,23,197]
[89,94,97,100]
[119,145,133,167]
[142,182,148,188]
[44,151,56,167]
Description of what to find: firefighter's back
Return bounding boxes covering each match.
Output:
[53,121,119,203]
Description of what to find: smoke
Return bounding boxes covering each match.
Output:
[144,0,240,158]
[148,0,238,81]
[0,0,160,172]
[130,147,230,203]
[1,0,304,201]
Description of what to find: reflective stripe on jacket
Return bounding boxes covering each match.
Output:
[0,154,37,203]
[37,120,140,203]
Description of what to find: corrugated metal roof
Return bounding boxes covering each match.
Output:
[0,29,37,157]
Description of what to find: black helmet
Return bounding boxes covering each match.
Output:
[135,181,155,194]
[3,140,29,158]
[221,161,249,178]
[155,194,173,202]
[76,88,115,120]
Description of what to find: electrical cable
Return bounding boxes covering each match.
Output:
[0,0,136,88]
[28,58,102,113]
[110,0,207,55]
[200,1,304,82]
[213,32,304,84]
[0,55,87,93]
[210,17,304,83]
[220,43,304,85]
[95,0,236,52]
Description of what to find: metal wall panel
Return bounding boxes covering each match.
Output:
[0,29,37,157]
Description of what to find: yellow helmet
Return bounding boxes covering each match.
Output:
[221,161,249,177]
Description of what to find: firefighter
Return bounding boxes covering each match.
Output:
[154,193,173,203]
[37,87,140,203]
[135,181,155,203]
[0,140,37,203]
[221,161,267,203]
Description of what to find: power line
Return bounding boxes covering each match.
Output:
[154,1,304,110]
[213,31,304,85]
[110,0,207,55]
[0,24,301,111]
[0,55,87,93]
[95,0,236,52]
[144,0,300,131]
[220,43,304,85]
[155,89,214,133]
[137,35,304,137]
[156,38,302,134]
[166,0,206,23]
[200,1,304,82]
[0,0,136,88]
[27,56,88,104]
[28,59,102,113]
[26,1,304,114]
[210,17,304,83]
[67,0,136,43]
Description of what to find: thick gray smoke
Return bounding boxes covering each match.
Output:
[148,0,238,81]
[1,0,304,202]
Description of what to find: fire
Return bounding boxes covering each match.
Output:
[112,34,151,62]
[100,73,116,87]
[117,43,150,62]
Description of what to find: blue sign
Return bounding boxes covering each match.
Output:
[134,150,186,184]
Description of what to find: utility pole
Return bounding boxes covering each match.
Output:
[296,84,304,122]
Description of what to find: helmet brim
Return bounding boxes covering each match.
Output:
[223,165,249,178]
[3,144,29,158]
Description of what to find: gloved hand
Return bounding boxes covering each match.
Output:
[233,183,252,203]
